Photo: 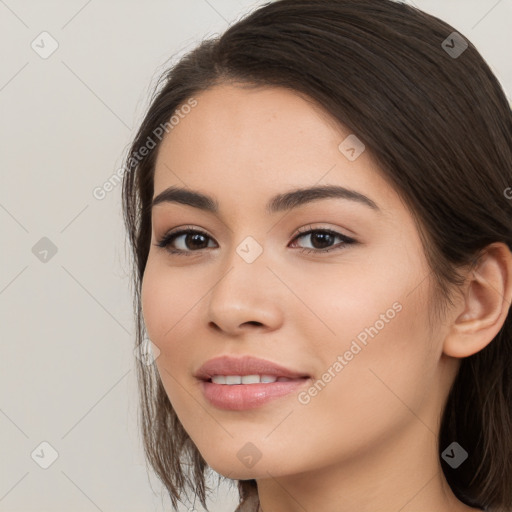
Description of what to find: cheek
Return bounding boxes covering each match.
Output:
[140,259,206,380]
[140,263,166,343]
[141,259,193,345]
[140,262,196,408]
[305,279,435,442]
[297,253,435,414]
[287,254,411,354]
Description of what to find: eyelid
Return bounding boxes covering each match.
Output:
[158,223,354,243]
[155,222,358,257]
[292,223,352,238]
[164,224,210,237]
[156,225,215,248]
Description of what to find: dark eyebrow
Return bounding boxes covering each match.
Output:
[151,185,380,214]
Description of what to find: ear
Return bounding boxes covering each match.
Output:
[443,242,512,358]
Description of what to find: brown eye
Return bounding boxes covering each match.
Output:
[156,228,216,255]
[290,227,357,254]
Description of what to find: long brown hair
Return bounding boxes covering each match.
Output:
[121,1,512,510]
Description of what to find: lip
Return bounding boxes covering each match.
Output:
[195,355,311,411]
[194,355,310,381]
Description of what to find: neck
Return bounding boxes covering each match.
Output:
[253,421,482,512]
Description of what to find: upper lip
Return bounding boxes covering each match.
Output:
[194,355,310,381]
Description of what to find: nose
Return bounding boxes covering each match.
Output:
[205,250,284,336]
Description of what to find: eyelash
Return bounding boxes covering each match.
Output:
[154,224,357,257]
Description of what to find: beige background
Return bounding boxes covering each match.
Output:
[1,1,511,511]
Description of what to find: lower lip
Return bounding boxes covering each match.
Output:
[200,378,310,410]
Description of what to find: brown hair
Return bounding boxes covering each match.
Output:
[121,1,512,510]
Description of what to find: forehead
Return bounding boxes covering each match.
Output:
[157,83,346,157]
[152,83,399,216]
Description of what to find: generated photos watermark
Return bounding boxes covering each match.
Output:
[93,97,197,200]
[297,301,403,405]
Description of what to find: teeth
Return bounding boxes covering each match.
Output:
[241,375,260,384]
[210,375,293,385]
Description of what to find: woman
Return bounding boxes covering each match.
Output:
[122,1,512,511]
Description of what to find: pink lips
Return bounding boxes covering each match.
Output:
[195,355,311,411]
[194,355,310,381]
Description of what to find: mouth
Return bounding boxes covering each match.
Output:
[194,355,312,410]
[202,375,309,385]
[194,354,311,382]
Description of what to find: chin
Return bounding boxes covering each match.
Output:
[208,453,297,480]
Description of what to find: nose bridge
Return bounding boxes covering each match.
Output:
[206,233,283,332]
[213,232,269,300]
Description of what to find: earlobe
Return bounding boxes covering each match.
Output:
[443,242,512,359]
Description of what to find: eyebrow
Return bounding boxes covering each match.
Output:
[151,184,381,214]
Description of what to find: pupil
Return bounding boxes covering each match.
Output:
[188,233,207,249]
[312,232,333,249]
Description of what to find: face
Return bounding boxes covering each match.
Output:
[141,83,453,480]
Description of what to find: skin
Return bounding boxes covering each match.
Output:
[141,83,512,512]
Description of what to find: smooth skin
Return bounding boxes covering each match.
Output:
[141,83,512,512]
